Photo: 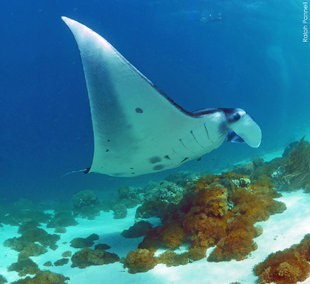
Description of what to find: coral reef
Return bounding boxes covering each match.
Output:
[72,190,101,219]
[11,270,69,284]
[106,174,192,220]
[254,234,310,283]
[164,172,196,187]
[43,261,53,267]
[122,221,152,238]
[135,200,168,219]
[0,199,50,226]
[70,233,99,248]
[161,223,186,249]
[273,138,310,191]
[115,186,141,209]
[133,179,190,219]
[234,138,310,193]
[112,203,127,219]
[122,172,287,272]
[71,247,120,268]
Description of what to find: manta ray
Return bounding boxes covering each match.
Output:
[62,17,262,177]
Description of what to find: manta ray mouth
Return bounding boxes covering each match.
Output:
[62,17,262,177]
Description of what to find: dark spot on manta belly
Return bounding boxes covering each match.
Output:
[135,107,143,113]
[164,155,170,160]
[153,164,164,171]
[180,157,188,163]
[106,149,109,152]
[149,156,161,164]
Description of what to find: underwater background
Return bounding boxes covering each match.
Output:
[1,1,310,283]
[1,0,309,202]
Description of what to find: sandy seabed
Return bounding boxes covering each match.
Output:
[0,188,310,284]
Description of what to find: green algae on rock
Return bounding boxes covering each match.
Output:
[0,275,7,284]
[8,257,40,276]
[47,211,77,228]
[11,270,69,284]
[54,258,69,266]
[94,243,111,250]
[61,251,72,257]
[72,190,102,219]
[71,247,120,268]
[70,233,99,248]
[122,221,153,238]
[4,222,60,257]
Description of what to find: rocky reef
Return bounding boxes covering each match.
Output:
[254,234,310,283]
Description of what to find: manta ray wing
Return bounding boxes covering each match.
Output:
[62,17,261,177]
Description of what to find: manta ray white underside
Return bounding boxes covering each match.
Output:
[62,17,262,177]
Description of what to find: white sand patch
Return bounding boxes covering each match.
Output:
[0,191,309,284]
[0,225,19,283]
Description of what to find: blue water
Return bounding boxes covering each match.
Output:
[0,0,309,202]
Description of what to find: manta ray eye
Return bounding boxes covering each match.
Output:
[229,112,241,123]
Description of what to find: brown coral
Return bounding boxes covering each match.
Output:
[122,249,158,273]
[71,247,119,268]
[8,257,40,277]
[157,250,188,266]
[254,234,310,283]
[150,174,285,265]
[161,223,185,249]
[122,171,287,273]
[11,270,69,284]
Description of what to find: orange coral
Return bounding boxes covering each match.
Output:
[185,175,285,261]
[254,234,310,284]
[208,224,258,261]
[123,172,287,273]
